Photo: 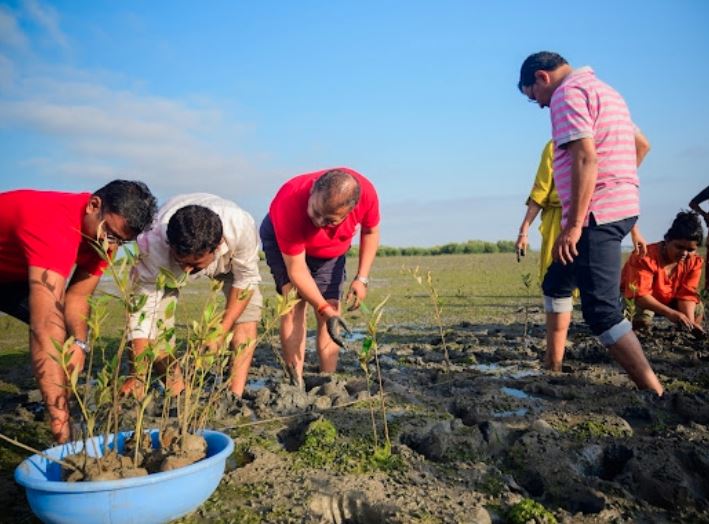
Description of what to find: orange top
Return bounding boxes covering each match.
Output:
[621,242,703,304]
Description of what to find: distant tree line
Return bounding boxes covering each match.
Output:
[347,240,517,257]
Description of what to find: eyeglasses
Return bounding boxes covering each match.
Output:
[97,218,128,246]
[525,83,538,103]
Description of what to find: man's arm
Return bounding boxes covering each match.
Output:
[346,225,380,309]
[689,185,709,222]
[283,252,332,312]
[634,129,651,167]
[27,266,72,443]
[554,137,597,264]
[221,286,254,333]
[65,269,101,352]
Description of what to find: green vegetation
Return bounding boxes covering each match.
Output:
[507,498,557,524]
[295,417,403,473]
[404,266,451,370]
[665,379,703,394]
[550,417,632,441]
[347,239,517,257]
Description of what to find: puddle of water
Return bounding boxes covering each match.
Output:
[306,330,366,352]
[510,369,542,379]
[494,408,529,418]
[246,378,268,391]
[470,364,541,380]
[344,331,367,342]
[470,363,502,373]
[501,386,530,400]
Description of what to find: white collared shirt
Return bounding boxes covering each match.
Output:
[130,193,261,336]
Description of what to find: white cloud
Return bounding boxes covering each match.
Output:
[0,7,29,50]
[0,2,283,207]
[21,0,69,50]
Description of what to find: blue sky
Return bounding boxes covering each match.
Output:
[0,1,707,248]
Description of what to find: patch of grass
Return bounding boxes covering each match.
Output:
[297,417,338,468]
[178,482,266,523]
[0,380,20,396]
[666,379,703,394]
[479,471,505,497]
[507,498,557,524]
[295,417,404,474]
[549,416,631,440]
[229,425,283,456]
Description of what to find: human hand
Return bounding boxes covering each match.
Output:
[515,233,528,262]
[346,279,368,311]
[326,315,351,348]
[50,415,71,444]
[691,322,706,338]
[630,228,648,257]
[671,311,695,330]
[68,341,87,378]
[553,225,582,265]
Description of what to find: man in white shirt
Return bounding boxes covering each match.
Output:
[127,193,262,398]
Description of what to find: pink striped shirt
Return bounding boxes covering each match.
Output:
[550,67,640,226]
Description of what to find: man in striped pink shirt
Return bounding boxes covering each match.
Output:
[518,51,663,396]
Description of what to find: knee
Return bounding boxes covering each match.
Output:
[596,319,632,346]
[544,295,573,314]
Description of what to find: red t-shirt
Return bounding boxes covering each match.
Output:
[621,242,703,305]
[0,190,107,282]
[269,168,380,258]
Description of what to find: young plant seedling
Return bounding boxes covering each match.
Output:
[403,265,451,371]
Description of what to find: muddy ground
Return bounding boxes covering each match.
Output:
[1,311,708,523]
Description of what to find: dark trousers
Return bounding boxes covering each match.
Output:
[0,281,30,323]
[543,216,637,336]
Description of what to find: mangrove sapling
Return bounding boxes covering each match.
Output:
[404,266,451,371]
[358,296,392,456]
[195,288,300,428]
[623,283,638,322]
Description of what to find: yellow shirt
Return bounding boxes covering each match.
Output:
[527,141,561,283]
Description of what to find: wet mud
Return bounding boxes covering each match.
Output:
[1,315,708,523]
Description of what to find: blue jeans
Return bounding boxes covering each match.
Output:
[542,216,637,345]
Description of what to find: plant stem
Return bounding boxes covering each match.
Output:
[0,433,79,472]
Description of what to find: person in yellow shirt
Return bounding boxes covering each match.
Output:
[516,140,559,284]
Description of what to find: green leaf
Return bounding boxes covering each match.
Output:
[164,299,176,320]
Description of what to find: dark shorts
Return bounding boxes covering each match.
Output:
[260,214,347,300]
[542,215,637,337]
[0,281,30,323]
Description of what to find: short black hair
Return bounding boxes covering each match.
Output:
[518,51,568,92]
[664,210,704,244]
[93,180,157,237]
[166,205,223,256]
[312,169,361,210]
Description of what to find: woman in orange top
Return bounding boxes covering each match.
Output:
[621,211,704,332]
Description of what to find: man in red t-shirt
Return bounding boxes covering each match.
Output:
[0,180,157,442]
[260,168,380,385]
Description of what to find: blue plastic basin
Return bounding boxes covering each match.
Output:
[15,429,234,524]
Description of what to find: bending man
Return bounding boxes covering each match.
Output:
[128,194,262,398]
[0,180,157,442]
[261,168,380,386]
